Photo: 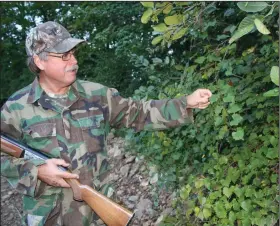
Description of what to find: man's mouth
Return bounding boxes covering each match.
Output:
[66,65,79,73]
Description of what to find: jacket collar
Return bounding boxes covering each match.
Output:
[27,77,85,104]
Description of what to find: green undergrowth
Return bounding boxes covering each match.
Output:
[124,2,279,225]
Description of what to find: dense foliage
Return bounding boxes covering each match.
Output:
[1,2,279,225]
[125,2,279,225]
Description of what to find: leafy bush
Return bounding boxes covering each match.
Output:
[125,2,279,225]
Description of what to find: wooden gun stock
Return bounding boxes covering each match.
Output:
[1,134,134,226]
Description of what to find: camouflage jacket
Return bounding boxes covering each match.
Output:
[1,77,193,226]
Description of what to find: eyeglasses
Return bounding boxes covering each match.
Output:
[48,49,77,61]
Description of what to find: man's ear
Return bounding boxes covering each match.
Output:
[33,55,45,70]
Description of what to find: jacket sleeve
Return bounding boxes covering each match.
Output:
[1,101,45,197]
[106,88,194,131]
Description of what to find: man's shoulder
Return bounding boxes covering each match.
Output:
[6,84,32,104]
[76,79,108,96]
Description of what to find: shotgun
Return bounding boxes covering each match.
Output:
[0,134,134,226]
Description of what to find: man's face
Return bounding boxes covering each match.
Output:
[38,50,79,87]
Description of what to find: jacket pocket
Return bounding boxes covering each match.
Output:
[76,114,104,130]
[76,114,105,153]
[22,122,59,157]
[24,122,56,138]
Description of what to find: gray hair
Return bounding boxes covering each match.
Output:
[27,52,48,75]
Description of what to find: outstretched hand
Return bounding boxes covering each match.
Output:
[186,89,212,109]
[37,159,79,188]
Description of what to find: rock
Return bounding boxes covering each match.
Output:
[127,203,135,209]
[6,214,13,221]
[148,165,158,176]
[116,190,124,196]
[146,208,156,217]
[149,173,158,184]
[143,221,152,226]
[154,215,165,225]
[140,165,146,172]
[112,145,123,158]
[96,219,106,226]
[120,164,131,177]
[135,198,152,219]
[2,194,11,201]
[163,207,173,215]
[107,132,114,141]
[128,195,139,202]
[129,163,140,178]
[140,179,149,187]
[125,156,136,164]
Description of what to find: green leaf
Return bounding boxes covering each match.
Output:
[232,127,244,140]
[172,27,188,40]
[263,88,279,97]
[237,2,268,12]
[210,94,218,103]
[215,106,223,115]
[230,114,243,126]
[171,152,181,160]
[163,4,173,14]
[141,8,153,24]
[241,200,252,211]
[194,206,200,216]
[195,179,204,188]
[232,199,240,211]
[174,64,184,71]
[214,116,223,126]
[234,187,243,198]
[152,23,168,32]
[229,16,255,44]
[203,208,212,219]
[223,187,233,198]
[270,66,279,86]
[164,14,182,25]
[265,3,277,17]
[152,36,163,45]
[199,197,207,206]
[238,15,256,30]
[228,103,242,113]
[140,2,154,8]
[229,211,237,222]
[227,167,240,184]
[214,202,227,218]
[180,184,192,200]
[195,56,206,64]
[152,57,163,64]
[223,94,235,103]
[266,148,278,159]
[218,125,228,140]
[254,18,270,35]
[270,136,278,147]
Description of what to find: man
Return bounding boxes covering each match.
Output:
[1,21,212,226]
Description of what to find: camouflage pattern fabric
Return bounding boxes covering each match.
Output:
[1,77,193,226]
[25,21,85,56]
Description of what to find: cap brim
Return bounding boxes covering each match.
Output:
[46,38,86,53]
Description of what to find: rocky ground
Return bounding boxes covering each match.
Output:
[1,135,175,226]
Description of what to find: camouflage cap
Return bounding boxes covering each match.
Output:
[26,21,85,56]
